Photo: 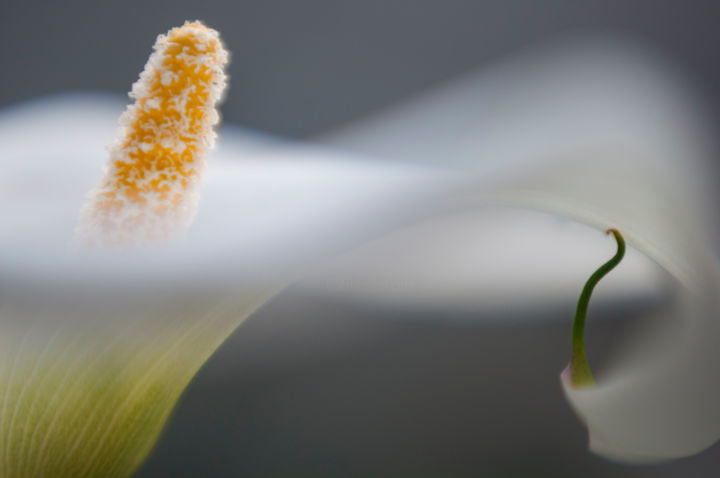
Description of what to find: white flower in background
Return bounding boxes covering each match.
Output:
[0,23,718,477]
[312,37,720,463]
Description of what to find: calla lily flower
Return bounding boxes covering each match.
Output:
[312,37,720,463]
[0,24,718,477]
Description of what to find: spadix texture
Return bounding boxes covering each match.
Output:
[0,21,253,477]
[78,21,228,245]
[0,35,718,477]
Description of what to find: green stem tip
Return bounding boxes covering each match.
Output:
[568,228,625,388]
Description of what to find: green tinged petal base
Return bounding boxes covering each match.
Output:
[0,287,278,477]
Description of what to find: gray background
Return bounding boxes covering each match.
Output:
[3,1,720,137]
[3,1,720,476]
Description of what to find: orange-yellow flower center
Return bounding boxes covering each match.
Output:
[77,21,228,246]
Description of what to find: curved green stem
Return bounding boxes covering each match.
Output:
[569,228,625,387]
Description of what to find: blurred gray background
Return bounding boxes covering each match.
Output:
[3,0,720,138]
[3,1,720,476]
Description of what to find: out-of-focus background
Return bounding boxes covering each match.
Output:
[3,1,720,476]
[4,1,720,138]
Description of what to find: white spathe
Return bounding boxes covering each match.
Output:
[310,35,720,462]
[0,34,718,468]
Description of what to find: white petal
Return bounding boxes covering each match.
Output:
[561,271,720,462]
[317,35,718,294]
[314,36,720,461]
[302,207,664,317]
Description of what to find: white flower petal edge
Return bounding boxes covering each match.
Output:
[315,36,720,461]
[300,207,664,317]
